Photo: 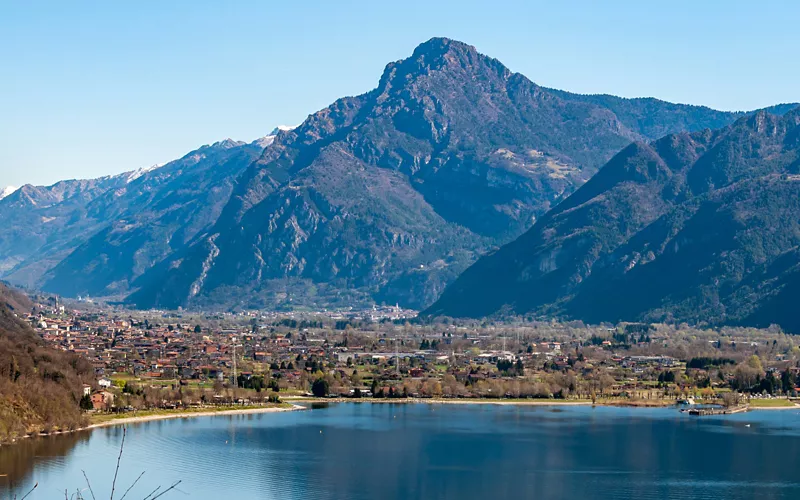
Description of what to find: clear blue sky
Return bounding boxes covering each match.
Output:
[1,0,798,189]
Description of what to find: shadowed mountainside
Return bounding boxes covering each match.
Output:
[1,139,266,298]
[426,107,800,331]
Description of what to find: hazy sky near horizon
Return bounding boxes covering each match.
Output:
[1,0,798,189]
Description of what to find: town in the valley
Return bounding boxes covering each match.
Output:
[25,295,800,415]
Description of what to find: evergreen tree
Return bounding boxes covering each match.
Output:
[79,393,93,410]
[311,378,329,397]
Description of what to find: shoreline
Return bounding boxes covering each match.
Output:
[6,398,796,444]
[286,397,653,407]
[87,404,305,430]
[1,405,304,445]
[285,397,800,411]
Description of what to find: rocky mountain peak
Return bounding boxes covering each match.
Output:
[410,37,476,62]
[210,138,246,149]
[377,37,509,99]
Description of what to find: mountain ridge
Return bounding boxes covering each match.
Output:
[425,108,800,331]
[125,38,789,311]
[3,37,796,314]
[0,136,270,293]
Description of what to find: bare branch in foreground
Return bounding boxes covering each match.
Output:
[150,481,182,500]
[110,427,127,500]
[141,485,161,500]
[18,482,38,500]
[82,470,97,500]
[119,471,146,500]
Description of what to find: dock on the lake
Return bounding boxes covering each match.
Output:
[683,405,749,416]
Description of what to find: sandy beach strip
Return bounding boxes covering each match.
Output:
[88,404,305,429]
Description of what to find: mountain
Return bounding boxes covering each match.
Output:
[0,283,92,441]
[0,138,267,295]
[126,38,781,311]
[0,175,132,282]
[39,140,266,299]
[425,107,800,331]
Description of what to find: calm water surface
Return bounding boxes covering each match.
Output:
[3,403,800,499]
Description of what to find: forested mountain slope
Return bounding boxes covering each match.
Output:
[426,107,800,331]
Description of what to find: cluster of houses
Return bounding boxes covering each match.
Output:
[32,312,293,382]
[26,302,697,409]
[30,309,578,390]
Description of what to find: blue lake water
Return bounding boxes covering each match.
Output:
[3,403,800,499]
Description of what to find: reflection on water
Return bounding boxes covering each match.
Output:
[3,404,800,500]
[0,431,89,490]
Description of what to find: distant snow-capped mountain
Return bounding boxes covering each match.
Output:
[0,186,18,200]
[270,124,297,135]
[0,133,271,289]
[125,163,167,183]
[252,124,298,148]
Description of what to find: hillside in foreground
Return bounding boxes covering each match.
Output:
[0,283,91,442]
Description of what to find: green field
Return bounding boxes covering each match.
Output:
[749,398,797,408]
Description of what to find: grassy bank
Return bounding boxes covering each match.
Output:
[748,398,798,408]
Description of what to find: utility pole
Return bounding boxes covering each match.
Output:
[396,337,400,377]
[232,342,237,388]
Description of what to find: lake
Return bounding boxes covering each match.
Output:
[3,403,800,500]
